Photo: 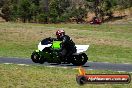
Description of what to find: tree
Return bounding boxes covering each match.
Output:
[0,0,5,8]
[49,0,72,23]
[70,6,87,23]
[30,3,39,22]
[18,0,32,22]
[10,3,19,21]
[117,0,132,9]
[85,0,119,21]
[38,0,49,23]
[0,0,12,21]
[49,0,58,23]
[37,13,48,23]
[31,0,40,6]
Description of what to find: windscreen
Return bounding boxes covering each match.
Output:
[41,38,51,45]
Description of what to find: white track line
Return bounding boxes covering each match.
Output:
[124,63,131,64]
[103,62,110,63]
[17,64,29,66]
[47,66,55,68]
[60,67,68,69]
[73,68,79,70]
[87,69,94,70]
[117,71,126,73]
[4,63,13,65]
[2,63,132,73]
[88,61,132,65]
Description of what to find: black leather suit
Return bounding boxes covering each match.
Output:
[57,35,76,58]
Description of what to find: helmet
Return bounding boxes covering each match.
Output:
[56,30,65,38]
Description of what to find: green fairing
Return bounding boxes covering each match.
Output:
[52,41,61,49]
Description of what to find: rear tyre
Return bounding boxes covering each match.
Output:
[31,51,40,63]
[72,53,88,66]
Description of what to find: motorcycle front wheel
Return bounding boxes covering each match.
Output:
[31,51,40,63]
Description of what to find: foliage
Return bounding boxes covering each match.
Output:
[0,0,4,8]
[18,0,32,22]
[36,13,48,23]
[0,0,132,23]
[49,0,71,23]
[1,1,11,21]
[70,6,87,23]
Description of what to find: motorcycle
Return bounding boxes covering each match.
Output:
[31,37,89,66]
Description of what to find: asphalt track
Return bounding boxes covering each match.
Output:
[0,57,132,72]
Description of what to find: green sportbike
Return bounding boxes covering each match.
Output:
[31,38,89,66]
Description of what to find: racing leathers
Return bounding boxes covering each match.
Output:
[57,35,76,59]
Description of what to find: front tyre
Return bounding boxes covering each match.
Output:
[39,56,45,64]
[72,53,88,66]
[31,51,40,63]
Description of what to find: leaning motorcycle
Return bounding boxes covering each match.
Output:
[31,38,89,66]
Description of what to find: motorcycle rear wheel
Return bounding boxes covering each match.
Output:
[72,53,88,66]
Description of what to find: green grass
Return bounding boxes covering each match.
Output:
[89,44,132,63]
[0,22,132,63]
[0,22,132,88]
[0,64,132,88]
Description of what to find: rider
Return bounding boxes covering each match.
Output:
[55,30,76,60]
